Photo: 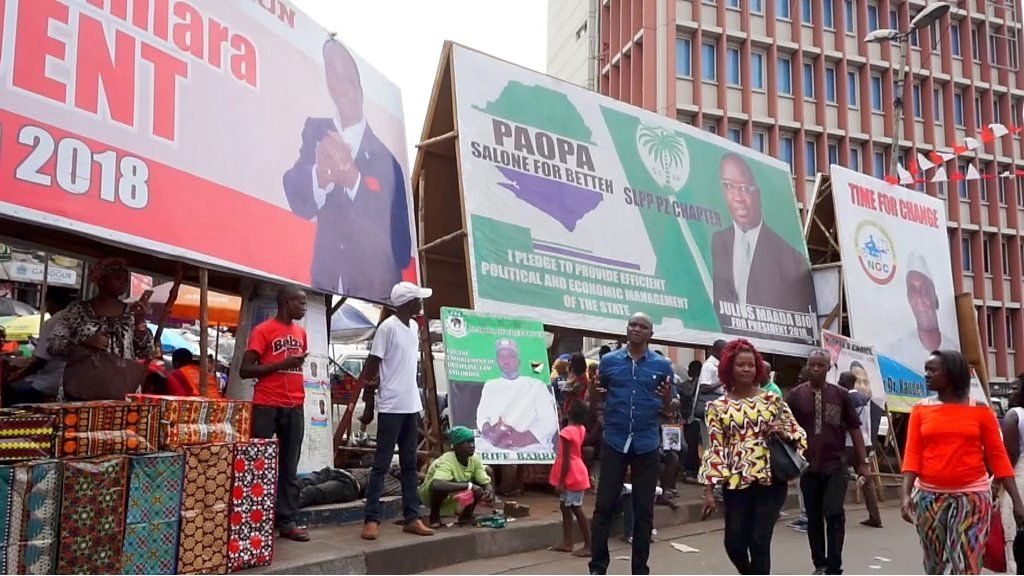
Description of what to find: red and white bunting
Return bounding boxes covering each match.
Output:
[884,122,1024,184]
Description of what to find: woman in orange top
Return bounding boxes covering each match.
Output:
[901,350,1024,575]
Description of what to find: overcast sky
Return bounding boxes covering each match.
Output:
[292,0,548,156]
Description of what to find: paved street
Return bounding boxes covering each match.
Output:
[425,505,925,575]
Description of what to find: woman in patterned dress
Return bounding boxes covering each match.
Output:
[699,339,806,575]
[48,258,152,362]
[901,350,1024,575]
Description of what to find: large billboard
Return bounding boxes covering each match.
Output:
[452,46,817,355]
[0,0,416,303]
[831,166,960,412]
[440,307,558,465]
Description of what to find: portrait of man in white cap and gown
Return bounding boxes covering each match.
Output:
[883,252,958,369]
[476,338,559,453]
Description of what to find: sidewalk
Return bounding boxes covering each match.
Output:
[248,482,850,575]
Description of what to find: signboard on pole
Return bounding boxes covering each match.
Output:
[440,306,558,464]
[830,166,960,413]
[448,45,816,355]
[0,0,416,302]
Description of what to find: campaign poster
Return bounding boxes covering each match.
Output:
[830,166,960,413]
[822,330,886,409]
[441,306,558,464]
[0,0,416,303]
[452,45,817,356]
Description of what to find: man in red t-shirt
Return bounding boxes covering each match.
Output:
[240,285,309,542]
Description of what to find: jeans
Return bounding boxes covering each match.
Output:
[589,443,659,575]
[251,405,305,528]
[801,469,850,574]
[364,412,421,524]
[722,482,788,575]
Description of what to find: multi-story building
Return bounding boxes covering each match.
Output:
[548,0,1024,387]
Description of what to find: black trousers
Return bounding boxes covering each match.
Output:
[722,482,788,575]
[589,443,659,575]
[251,405,305,528]
[801,469,849,574]
[364,412,421,524]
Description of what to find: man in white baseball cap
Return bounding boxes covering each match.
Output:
[885,252,957,369]
[358,281,434,540]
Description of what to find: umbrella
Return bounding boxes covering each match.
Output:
[137,283,241,326]
[0,314,48,341]
[330,303,377,343]
[0,297,37,317]
[147,324,199,355]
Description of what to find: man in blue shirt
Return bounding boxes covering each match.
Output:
[589,313,673,575]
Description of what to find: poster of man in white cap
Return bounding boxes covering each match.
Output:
[441,308,558,464]
[829,167,960,412]
[882,252,960,369]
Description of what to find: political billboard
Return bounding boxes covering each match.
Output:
[0,0,416,303]
[452,46,817,355]
[440,306,558,465]
[830,166,960,412]
[821,330,886,445]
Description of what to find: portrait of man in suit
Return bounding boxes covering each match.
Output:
[710,153,814,326]
[283,39,412,303]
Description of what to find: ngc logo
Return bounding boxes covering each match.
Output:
[854,220,897,285]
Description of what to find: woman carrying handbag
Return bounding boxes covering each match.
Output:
[699,339,807,575]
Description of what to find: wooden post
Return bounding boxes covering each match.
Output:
[38,252,49,334]
[198,268,210,397]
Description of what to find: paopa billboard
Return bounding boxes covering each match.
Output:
[0,0,416,303]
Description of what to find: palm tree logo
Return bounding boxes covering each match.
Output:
[636,124,690,190]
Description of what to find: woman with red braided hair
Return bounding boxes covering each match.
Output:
[699,339,806,575]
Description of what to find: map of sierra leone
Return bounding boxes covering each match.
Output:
[474,82,604,232]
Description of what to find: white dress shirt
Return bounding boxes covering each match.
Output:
[731,221,762,305]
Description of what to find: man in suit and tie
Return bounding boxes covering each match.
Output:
[711,153,814,329]
[283,39,412,303]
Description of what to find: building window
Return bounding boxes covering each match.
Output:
[823,0,834,29]
[801,0,812,24]
[845,0,855,34]
[930,25,940,53]
[751,51,765,90]
[952,21,962,57]
[805,140,817,176]
[751,0,764,13]
[850,146,861,172]
[933,87,943,123]
[913,84,922,118]
[954,92,965,126]
[1002,239,1011,276]
[995,98,1003,124]
[910,28,920,48]
[803,62,815,98]
[999,176,1008,206]
[704,122,718,135]
[870,74,882,111]
[777,56,793,95]
[825,66,837,103]
[728,127,742,143]
[888,7,897,30]
[753,131,767,153]
[781,136,795,171]
[702,42,717,82]
[989,34,998,64]
[962,236,973,272]
[866,3,879,31]
[1018,180,1024,207]
[873,150,885,178]
[726,46,741,86]
[972,27,980,61]
[726,0,740,8]
[828,142,839,168]
[986,309,995,348]
[847,70,858,107]
[676,38,692,77]
[984,237,992,274]
[1007,313,1015,350]
[981,172,989,202]
[958,163,969,199]
[777,0,791,20]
